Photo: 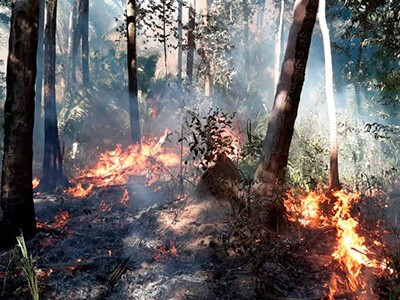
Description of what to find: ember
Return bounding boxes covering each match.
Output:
[154,239,178,260]
[37,210,70,231]
[120,188,129,205]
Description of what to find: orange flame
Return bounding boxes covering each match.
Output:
[68,183,94,198]
[32,177,39,189]
[284,190,328,227]
[329,190,385,296]
[68,130,180,197]
[285,189,387,298]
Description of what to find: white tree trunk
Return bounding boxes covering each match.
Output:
[319,0,340,189]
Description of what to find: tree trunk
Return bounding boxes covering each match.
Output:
[274,0,284,93]
[81,0,89,85]
[127,0,141,144]
[67,0,79,90]
[37,0,68,192]
[253,0,319,196]
[33,0,45,153]
[186,4,195,86]
[319,0,340,190]
[0,0,39,250]
[177,0,183,84]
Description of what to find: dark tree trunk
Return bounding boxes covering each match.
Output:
[81,0,89,85]
[0,0,39,250]
[186,4,195,85]
[37,0,68,192]
[127,0,141,144]
[253,0,319,196]
[33,0,45,152]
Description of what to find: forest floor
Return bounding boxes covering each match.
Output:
[0,177,398,299]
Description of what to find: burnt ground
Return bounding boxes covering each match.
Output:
[0,180,398,299]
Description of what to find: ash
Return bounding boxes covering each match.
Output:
[0,181,256,300]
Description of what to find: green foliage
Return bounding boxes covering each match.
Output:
[16,234,39,300]
[181,108,237,171]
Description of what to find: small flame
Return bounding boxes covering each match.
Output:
[54,211,70,229]
[68,183,93,198]
[32,177,39,189]
[284,190,328,227]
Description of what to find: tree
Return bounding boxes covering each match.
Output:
[274,0,284,93]
[33,0,45,151]
[319,0,340,189]
[253,0,319,196]
[127,0,141,143]
[80,0,89,85]
[186,4,195,86]
[0,0,39,249]
[177,0,183,83]
[67,0,79,91]
[36,0,68,192]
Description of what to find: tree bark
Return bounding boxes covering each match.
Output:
[177,0,183,84]
[274,0,284,94]
[319,0,340,190]
[186,4,195,86]
[67,0,79,90]
[81,0,89,85]
[37,0,68,192]
[253,0,319,196]
[33,0,45,152]
[0,0,39,250]
[127,0,141,144]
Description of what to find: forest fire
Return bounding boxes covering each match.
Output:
[285,190,388,298]
[68,130,180,197]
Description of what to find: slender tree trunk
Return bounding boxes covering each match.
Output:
[203,0,210,97]
[319,0,340,190]
[81,0,89,85]
[37,0,68,192]
[186,4,195,86]
[253,0,319,196]
[68,0,79,90]
[127,0,141,144]
[33,0,45,150]
[274,0,284,93]
[0,0,39,250]
[177,0,183,83]
[243,0,250,70]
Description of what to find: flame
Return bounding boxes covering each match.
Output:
[329,190,385,297]
[32,177,39,189]
[68,183,94,198]
[68,130,180,197]
[284,190,328,227]
[284,189,387,298]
